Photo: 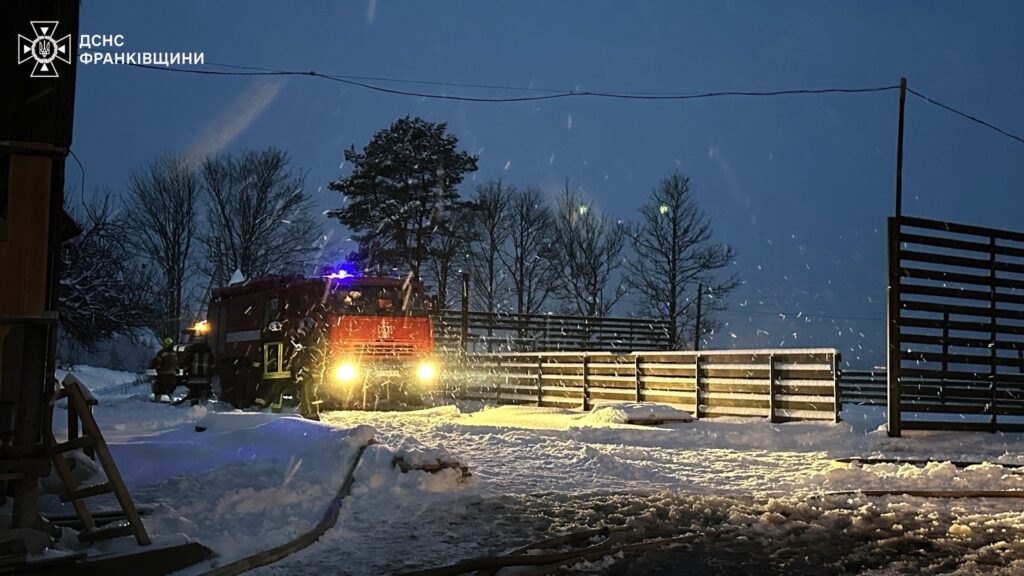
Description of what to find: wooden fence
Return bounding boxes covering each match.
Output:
[888,216,1024,434]
[838,370,887,406]
[450,348,841,422]
[433,310,671,354]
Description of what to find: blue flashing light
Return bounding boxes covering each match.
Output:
[321,262,360,280]
[324,269,355,280]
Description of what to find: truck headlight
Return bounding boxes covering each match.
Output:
[416,361,436,382]
[334,362,358,383]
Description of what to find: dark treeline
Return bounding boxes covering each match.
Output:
[61,116,736,353]
[60,147,322,352]
[328,116,738,348]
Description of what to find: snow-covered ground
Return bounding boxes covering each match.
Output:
[28,366,1024,575]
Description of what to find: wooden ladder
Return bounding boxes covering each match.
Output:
[47,375,151,546]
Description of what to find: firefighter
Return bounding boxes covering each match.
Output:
[180,330,214,405]
[342,290,365,313]
[150,337,178,402]
[289,316,324,421]
[254,322,288,412]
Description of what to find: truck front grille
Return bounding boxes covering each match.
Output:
[354,342,417,357]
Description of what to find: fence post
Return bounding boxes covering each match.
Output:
[886,216,902,437]
[541,316,549,352]
[495,356,503,404]
[693,283,703,352]
[486,310,496,354]
[989,236,998,432]
[832,352,841,423]
[536,356,543,407]
[460,271,470,354]
[693,354,702,419]
[768,354,777,423]
[634,354,643,403]
[940,312,949,404]
[582,354,590,411]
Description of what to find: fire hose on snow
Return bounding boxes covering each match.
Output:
[196,440,373,576]
[395,528,704,576]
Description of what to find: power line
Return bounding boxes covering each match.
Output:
[69,148,86,202]
[126,61,1024,148]
[907,87,1024,147]
[205,61,568,94]
[205,61,894,98]
[128,62,899,103]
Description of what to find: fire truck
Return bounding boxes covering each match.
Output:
[205,271,438,409]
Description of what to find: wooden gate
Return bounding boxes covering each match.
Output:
[887,216,1024,435]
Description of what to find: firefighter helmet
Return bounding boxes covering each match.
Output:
[297,317,315,335]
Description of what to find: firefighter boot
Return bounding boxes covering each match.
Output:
[269,391,285,413]
[299,386,320,421]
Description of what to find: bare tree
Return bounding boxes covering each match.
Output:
[626,172,738,348]
[124,155,200,338]
[200,148,321,288]
[498,187,556,316]
[425,202,476,308]
[468,180,511,313]
[60,189,159,349]
[549,186,627,317]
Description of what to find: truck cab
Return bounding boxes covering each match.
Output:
[207,273,438,409]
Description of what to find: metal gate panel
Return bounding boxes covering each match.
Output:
[887,216,1024,435]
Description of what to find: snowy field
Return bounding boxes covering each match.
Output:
[33,366,1024,575]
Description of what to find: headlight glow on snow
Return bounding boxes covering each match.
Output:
[416,361,436,382]
[334,362,358,383]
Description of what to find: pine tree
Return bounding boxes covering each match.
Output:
[326,116,478,279]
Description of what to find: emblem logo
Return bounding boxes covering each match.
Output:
[378,321,394,340]
[18,21,72,78]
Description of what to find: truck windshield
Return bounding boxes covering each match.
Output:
[332,285,430,317]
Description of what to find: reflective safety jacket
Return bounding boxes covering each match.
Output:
[155,346,178,376]
[183,341,214,379]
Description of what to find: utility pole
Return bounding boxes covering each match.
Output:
[693,283,703,352]
[887,77,908,437]
[894,77,907,217]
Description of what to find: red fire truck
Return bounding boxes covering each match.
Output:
[205,272,438,409]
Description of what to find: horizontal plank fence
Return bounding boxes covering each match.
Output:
[888,216,1024,434]
[450,348,841,423]
[433,309,671,353]
[838,370,887,406]
[833,368,1024,413]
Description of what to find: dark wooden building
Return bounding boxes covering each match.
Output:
[0,0,80,549]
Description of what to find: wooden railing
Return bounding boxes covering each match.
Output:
[432,309,671,353]
[888,216,1024,434]
[449,348,841,422]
